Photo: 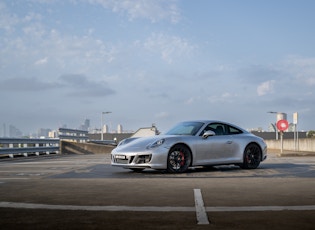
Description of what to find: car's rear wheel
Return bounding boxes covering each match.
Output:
[240,143,261,169]
[167,145,191,173]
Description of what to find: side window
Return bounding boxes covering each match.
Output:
[227,125,243,135]
[201,123,226,136]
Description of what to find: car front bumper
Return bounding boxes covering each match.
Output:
[111,148,169,170]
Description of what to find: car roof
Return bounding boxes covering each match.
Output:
[180,120,249,133]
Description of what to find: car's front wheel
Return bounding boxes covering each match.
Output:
[167,145,191,173]
[239,143,261,169]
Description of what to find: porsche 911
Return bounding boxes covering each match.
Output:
[111,120,267,173]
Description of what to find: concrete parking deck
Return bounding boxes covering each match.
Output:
[0,152,314,229]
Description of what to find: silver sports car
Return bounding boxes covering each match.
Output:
[111,120,267,173]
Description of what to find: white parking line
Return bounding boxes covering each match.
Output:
[206,205,315,212]
[0,202,195,212]
[1,201,315,226]
[193,189,210,224]
[1,201,315,212]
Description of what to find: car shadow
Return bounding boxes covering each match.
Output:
[49,162,314,179]
[123,162,315,179]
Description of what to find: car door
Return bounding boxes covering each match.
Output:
[193,123,234,165]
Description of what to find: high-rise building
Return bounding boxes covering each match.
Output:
[9,125,23,138]
[117,124,123,133]
[2,123,6,137]
[79,119,90,131]
[48,130,58,138]
[37,128,51,138]
[102,124,109,133]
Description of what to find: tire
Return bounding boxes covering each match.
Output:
[240,143,261,169]
[167,145,191,173]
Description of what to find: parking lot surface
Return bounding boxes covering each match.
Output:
[0,152,314,229]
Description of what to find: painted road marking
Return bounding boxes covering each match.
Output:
[206,205,315,212]
[193,189,210,225]
[1,202,315,212]
[0,202,195,212]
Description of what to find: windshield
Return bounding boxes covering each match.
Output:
[165,122,204,136]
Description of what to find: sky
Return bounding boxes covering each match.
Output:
[1,0,315,135]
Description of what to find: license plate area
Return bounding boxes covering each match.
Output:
[115,155,127,160]
[114,155,129,164]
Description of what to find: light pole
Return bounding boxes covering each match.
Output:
[293,112,299,151]
[101,111,112,140]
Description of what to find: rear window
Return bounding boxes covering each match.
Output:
[228,126,243,135]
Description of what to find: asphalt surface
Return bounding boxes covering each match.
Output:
[0,151,314,230]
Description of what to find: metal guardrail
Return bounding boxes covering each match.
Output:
[0,128,107,159]
[0,138,60,158]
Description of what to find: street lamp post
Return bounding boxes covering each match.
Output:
[101,111,112,140]
[293,112,299,151]
[267,111,279,140]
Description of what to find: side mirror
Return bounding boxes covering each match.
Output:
[202,130,216,139]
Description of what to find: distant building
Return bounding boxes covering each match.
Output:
[37,128,51,138]
[2,123,6,137]
[117,124,123,133]
[9,125,23,138]
[102,124,109,133]
[79,119,90,131]
[48,130,58,138]
[131,124,160,137]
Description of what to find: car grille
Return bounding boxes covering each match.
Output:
[113,154,151,164]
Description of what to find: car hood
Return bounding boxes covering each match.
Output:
[114,135,179,152]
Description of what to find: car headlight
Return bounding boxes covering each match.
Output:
[147,139,165,149]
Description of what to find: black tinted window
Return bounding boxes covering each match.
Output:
[227,125,243,135]
[165,122,204,136]
[201,123,226,136]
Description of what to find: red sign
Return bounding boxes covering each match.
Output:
[277,119,289,131]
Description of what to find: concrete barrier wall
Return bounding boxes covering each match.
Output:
[265,138,315,152]
[60,141,115,155]
[60,139,315,155]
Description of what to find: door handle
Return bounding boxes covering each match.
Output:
[226,141,233,144]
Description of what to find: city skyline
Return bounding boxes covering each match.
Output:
[0,119,132,138]
[1,1,315,134]
[1,116,310,138]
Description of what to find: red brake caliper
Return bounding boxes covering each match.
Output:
[179,152,185,166]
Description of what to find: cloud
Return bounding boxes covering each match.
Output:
[185,97,195,105]
[207,93,236,104]
[257,80,275,96]
[238,64,281,84]
[143,33,195,63]
[59,74,115,97]
[85,0,180,23]
[155,111,170,119]
[283,56,315,86]
[0,2,19,32]
[0,74,115,98]
[0,77,58,91]
[35,57,48,65]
